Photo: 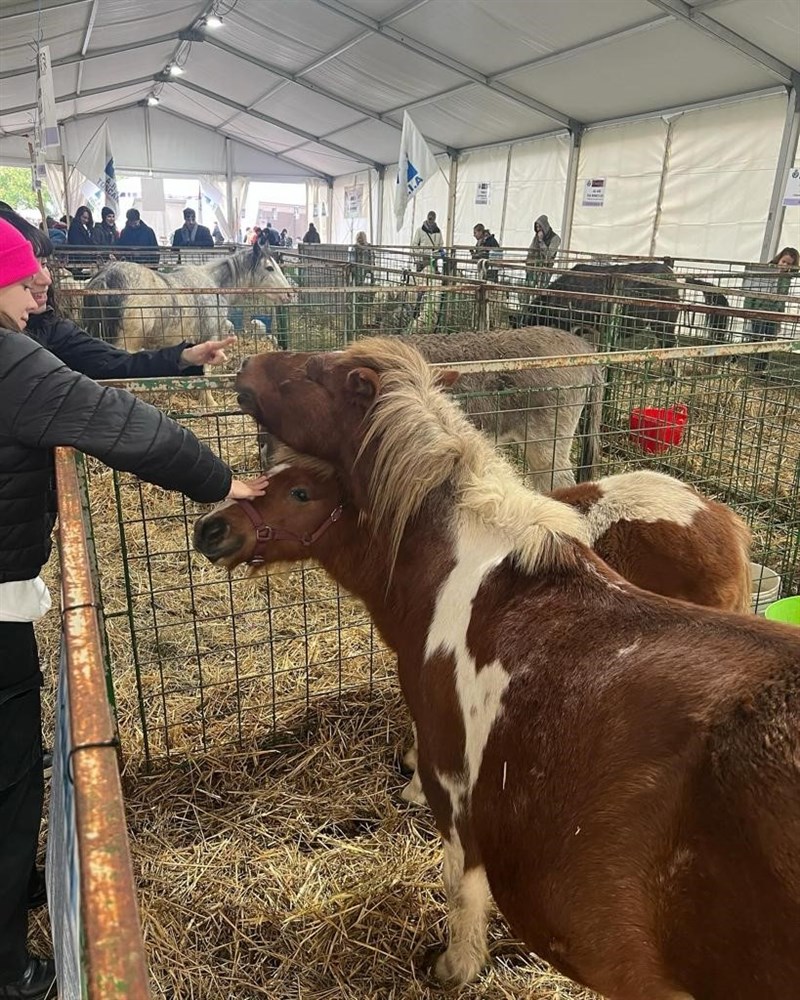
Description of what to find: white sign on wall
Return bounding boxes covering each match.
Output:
[344,184,364,218]
[475,182,491,206]
[783,167,800,207]
[582,177,606,207]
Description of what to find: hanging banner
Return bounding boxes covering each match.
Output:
[582,177,606,207]
[394,111,440,231]
[36,46,60,148]
[475,182,491,206]
[72,121,119,214]
[782,166,800,207]
[344,184,364,218]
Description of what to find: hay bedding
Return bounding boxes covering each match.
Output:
[29,356,796,997]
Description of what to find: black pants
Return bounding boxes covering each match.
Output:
[0,622,43,984]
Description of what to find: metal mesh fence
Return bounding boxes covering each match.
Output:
[73,336,799,768]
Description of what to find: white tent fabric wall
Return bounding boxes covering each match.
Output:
[381,161,450,248]
[453,146,509,245]
[331,172,377,244]
[503,135,569,250]
[571,118,666,257]
[654,94,787,262]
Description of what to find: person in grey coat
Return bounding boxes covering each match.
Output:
[526,214,561,291]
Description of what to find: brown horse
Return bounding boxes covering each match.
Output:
[228,338,800,1000]
[194,460,753,805]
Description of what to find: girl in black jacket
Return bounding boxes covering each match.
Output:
[66,206,94,246]
[0,216,266,999]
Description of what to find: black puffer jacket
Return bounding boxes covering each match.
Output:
[26,309,203,379]
[0,329,232,583]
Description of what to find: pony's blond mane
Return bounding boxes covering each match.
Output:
[341,337,589,571]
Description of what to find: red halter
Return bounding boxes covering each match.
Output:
[235,498,344,566]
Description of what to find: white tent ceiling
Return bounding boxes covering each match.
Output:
[0,0,798,180]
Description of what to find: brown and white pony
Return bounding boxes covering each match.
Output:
[226,338,800,1000]
[194,462,753,805]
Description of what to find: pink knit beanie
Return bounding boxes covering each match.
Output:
[0,217,40,288]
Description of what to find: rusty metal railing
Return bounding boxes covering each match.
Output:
[55,447,151,1000]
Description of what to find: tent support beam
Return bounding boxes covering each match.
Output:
[560,127,582,253]
[646,0,800,88]
[225,137,235,241]
[311,0,580,130]
[445,152,459,246]
[174,79,382,171]
[499,145,513,244]
[375,167,385,243]
[761,87,800,262]
[650,117,677,256]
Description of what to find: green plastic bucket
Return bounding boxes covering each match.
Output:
[764,596,800,626]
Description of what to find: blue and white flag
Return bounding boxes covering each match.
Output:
[73,121,119,214]
[394,112,440,232]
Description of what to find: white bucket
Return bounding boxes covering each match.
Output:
[750,562,781,615]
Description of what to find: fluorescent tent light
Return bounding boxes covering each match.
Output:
[168,64,184,77]
[204,14,223,29]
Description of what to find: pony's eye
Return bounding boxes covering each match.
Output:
[290,487,309,502]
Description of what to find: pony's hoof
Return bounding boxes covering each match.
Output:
[434,944,487,985]
[400,776,427,806]
[402,745,418,770]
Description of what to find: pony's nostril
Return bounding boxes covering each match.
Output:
[199,517,229,550]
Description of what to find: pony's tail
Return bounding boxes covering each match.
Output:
[731,517,753,614]
[577,365,604,483]
[82,290,122,344]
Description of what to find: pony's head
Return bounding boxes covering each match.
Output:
[192,454,345,570]
[230,243,294,302]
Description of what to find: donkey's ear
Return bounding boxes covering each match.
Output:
[345,367,380,403]
[435,369,460,390]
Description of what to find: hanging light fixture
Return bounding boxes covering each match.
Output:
[203,13,223,29]
[147,94,160,106]
[168,63,184,76]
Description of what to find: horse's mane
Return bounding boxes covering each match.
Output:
[270,444,338,482]
[341,337,589,572]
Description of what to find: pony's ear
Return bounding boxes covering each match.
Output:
[345,367,380,403]
[435,369,460,390]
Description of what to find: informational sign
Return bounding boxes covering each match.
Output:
[46,643,83,999]
[582,177,606,207]
[783,166,800,207]
[475,181,491,206]
[344,184,364,218]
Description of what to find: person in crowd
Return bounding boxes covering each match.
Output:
[44,216,67,245]
[212,223,224,245]
[250,226,262,246]
[302,222,321,244]
[526,214,561,290]
[117,208,159,265]
[260,222,281,248]
[171,208,214,249]
[0,215,266,1000]
[1,208,237,379]
[284,234,294,249]
[349,231,374,330]
[411,210,443,272]
[279,228,289,246]
[66,206,94,246]
[92,207,118,246]
[471,222,500,281]
[742,246,799,372]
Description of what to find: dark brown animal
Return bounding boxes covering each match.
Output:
[223,338,800,1000]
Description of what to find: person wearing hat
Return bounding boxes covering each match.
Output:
[92,206,119,245]
[0,217,267,1000]
[171,208,214,248]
